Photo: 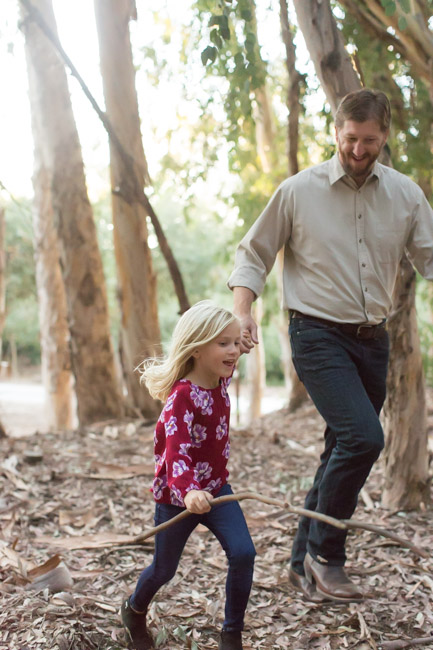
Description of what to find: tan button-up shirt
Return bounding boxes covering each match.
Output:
[228,154,433,324]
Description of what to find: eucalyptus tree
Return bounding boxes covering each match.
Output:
[21,5,74,429]
[20,0,124,426]
[93,0,162,418]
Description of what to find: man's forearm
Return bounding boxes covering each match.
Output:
[232,286,256,317]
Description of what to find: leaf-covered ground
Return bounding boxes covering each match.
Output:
[1,393,432,650]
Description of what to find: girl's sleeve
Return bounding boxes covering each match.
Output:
[163,387,201,503]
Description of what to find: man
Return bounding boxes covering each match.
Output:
[228,89,433,603]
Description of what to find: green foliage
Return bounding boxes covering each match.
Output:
[1,193,121,365]
[195,0,267,144]
[2,198,39,363]
[148,190,238,346]
[379,0,410,16]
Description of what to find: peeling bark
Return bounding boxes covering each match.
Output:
[20,0,124,426]
[94,0,162,418]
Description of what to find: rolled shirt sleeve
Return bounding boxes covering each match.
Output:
[405,189,433,280]
[227,183,293,298]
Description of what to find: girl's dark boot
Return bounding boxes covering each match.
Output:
[218,630,243,650]
[121,597,154,650]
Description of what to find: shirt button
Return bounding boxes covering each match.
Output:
[358,214,362,219]
[365,287,368,292]
[359,239,362,243]
[362,263,366,267]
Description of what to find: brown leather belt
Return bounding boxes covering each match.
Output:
[289,310,387,340]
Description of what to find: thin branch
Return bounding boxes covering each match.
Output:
[340,517,428,558]
[379,637,433,650]
[130,491,429,560]
[19,0,190,314]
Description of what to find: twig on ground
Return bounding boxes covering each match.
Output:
[379,637,433,649]
[357,610,378,650]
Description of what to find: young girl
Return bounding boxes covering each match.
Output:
[121,301,256,650]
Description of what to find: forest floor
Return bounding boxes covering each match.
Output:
[1,384,433,650]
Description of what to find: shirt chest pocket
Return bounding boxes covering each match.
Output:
[374,226,407,264]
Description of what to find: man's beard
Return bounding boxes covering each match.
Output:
[340,150,380,181]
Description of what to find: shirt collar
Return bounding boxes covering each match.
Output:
[329,153,382,187]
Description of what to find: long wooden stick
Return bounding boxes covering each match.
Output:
[131,491,429,558]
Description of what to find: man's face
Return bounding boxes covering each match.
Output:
[335,119,388,186]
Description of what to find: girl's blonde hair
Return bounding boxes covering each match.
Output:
[140,300,238,402]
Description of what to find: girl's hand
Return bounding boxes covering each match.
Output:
[184,489,213,514]
[238,315,258,354]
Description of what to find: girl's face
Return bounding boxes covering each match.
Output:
[192,321,241,388]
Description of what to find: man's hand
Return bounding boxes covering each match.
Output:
[184,489,213,514]
[233,287,259,354]
[239,316,259,354]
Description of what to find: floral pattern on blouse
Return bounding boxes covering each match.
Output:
[152,376,233,506]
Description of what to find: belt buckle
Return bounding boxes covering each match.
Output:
[356,324,374,339]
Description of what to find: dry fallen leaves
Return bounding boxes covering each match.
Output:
[0,395,432,649]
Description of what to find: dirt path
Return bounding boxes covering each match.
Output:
[0,377,49,437]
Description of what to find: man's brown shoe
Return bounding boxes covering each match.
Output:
[304,553,363,602]
[288,568,329,603]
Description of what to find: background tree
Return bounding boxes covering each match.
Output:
[93,0,162,418]
[22,8,74,430]
[278,0,308,410]
[20,0,124,426]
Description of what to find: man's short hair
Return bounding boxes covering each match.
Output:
[335,89,391,132]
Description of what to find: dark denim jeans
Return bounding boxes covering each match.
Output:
[289,316,389,573]
[130,483,256,631]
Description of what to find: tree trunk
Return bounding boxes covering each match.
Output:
[293,0,429,509]
[381,257,430,508]
[293,0,360,115]
[93,0,161,418]
[31,164,74,430]
[279,0,302,178]
[20,0,124,426]
[278,0,308,411]
[23,22,74,431]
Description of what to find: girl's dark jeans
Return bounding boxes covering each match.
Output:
[130,483,256,631]
[289,315,389,573]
